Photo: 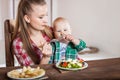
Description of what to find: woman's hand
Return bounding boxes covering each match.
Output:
[42,42,52,57]
[39,42,52,64]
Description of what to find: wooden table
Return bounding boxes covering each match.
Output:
[0,58,120,80]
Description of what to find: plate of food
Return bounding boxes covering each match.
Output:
[7,66,46,80]
[56,59,88,71]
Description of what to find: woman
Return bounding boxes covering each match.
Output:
[12,0,53,66]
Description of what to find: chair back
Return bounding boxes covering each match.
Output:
[4,19,15,67]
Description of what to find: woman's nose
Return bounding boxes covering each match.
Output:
[43,21,48,25]
[43,17,48,24]
[43,20,48,24]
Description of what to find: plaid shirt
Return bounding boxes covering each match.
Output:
[13,34,50,66]
[49,39,86,64]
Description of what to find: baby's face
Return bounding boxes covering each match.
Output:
[54,21,71,39]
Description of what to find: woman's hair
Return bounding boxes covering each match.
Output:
[13,0,53,64]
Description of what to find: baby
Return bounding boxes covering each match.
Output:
[49,17,86,63]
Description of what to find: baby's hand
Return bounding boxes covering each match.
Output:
[42,42,52,57]
[61,33,74,41]
[62,33,79,45]
[64,34,74,41]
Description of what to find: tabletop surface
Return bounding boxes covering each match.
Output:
[0,58,120,80]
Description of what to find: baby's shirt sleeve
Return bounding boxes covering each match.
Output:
[49,42,55,64]
[74,39,86,52]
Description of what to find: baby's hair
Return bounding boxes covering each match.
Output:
[53,17,69,27]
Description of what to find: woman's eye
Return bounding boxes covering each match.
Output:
[64,29,67,31]
[39,17,43,19]
[57,30,61,32]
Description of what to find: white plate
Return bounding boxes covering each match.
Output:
[7,68,45,80]
[56,62,88,71]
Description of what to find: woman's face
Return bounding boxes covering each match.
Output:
[26,4,48,31]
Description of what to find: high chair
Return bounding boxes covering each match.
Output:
[4,19,15,67]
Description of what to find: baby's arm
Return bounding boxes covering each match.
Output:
[65,34,86,51]
[74,39,86,52]
[62,33,86,51]
[71,38,80,45]
[64,34,79,45]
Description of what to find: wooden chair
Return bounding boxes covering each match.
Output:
[4,19,15,67]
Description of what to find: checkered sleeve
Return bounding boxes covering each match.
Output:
[13,37,34,66]
[75,39,86,52]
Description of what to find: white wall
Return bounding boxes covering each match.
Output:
[0,0,14,66]
[52,0,120,60]
[0,0,14,39]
